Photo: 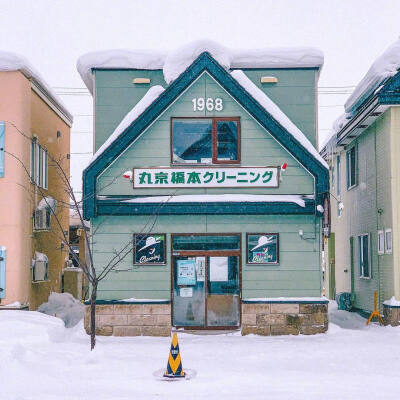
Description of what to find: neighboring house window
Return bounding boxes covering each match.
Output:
[358,233,371,278]
[346,145,357,189]
[378,230,384,255]
[30,137,48,189]
[385,229,392,254]
[171,117,240,164]
[32,252,49,281]
[336,155,341,196]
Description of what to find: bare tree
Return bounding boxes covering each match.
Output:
[4,121,173,350]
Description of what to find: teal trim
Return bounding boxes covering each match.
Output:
[0,247,6,299]
[84,299,170,305]
[96,198,316,215]
[242,299,328,304]
[83,52,328,219]
[0,122,5,178]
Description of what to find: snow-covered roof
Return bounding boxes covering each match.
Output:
[122,194,307,207]
[77,39,324,93]
[345,39,400,113]
[0,51,73,122]
[231,70,328,168]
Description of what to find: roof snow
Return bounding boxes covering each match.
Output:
[231,70,328,168]
[0,51,73,122]
[88,85,165,166]
[345,38,400,113]
[77,39,324,93]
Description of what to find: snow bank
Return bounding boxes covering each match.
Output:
[88,85,165,166]
[123,194,307,206]
[77,39,324,92]
[345,38,400,113]
[383,296,400,306]
[38,292,84,328]
[0,50,72,121]
[77,49,166,93]
[231,70,328,168]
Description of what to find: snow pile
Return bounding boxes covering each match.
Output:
[231,69,328,168]
[37,195,57,213]
[77,39,324,92]
[123,194,307,206]
[0,50,72,121]
[38,292,84,328]
[77,49,166,93]
[345,38,400,113]
[163,39,231,84]
[88,85,165,166]
[383,296,400,306]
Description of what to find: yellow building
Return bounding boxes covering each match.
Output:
[0,52,73,310]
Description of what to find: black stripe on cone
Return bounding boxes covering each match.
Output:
[164,333,185,378]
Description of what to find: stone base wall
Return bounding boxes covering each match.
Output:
[383,305,400,326]
[241,302,328,336]
[84,303,171,336]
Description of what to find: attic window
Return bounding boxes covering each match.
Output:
[171,117,240,165]
[261,76,278,84]
[133,78,151,84]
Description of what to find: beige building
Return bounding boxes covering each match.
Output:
[0,52,73,310]
[321,39,400,325]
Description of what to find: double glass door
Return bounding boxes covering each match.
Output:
[172,250,240,328]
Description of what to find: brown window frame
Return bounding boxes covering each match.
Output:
[170,117,241,166]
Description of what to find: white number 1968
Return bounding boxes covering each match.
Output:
[192,97,223,112]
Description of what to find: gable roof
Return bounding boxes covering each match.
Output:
[83,52,328,219]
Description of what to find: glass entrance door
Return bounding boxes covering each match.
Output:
[171,234,241,329]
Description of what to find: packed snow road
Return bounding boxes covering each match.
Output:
[1,302,399,400]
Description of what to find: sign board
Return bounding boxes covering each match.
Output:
[247,233,279,264]
[132,167,279,188]
[209,257,228,282]
[133,233,166,265]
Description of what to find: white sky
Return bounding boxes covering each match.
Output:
[0,0,399,196]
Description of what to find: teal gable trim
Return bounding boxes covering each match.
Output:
[83,52,328,219]
[378,70,400,105]
[0,122,5,178]
[96,198,316,216]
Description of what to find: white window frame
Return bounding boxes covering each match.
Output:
[385,229,392,254]
[378,230,384,255]
[30,137,48,189]
[358,233,371,279]
[42,148,48,190]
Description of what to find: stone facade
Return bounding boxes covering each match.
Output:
[383,305,400,326]
[241,302,329,336]
[84,303,171,337]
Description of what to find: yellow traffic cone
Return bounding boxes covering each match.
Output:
[164,333,185,378]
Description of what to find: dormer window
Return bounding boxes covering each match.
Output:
[171,117,240,165]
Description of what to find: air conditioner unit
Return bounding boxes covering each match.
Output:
[34,209,50,230]
[33,260,48,281]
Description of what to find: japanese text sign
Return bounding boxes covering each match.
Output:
[133,167,279,188]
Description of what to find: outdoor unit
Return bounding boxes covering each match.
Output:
[32,259,48,281]
[34,209,50,230]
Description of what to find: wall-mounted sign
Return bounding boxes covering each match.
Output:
[132,167,279,188]
[133,233,166,265]
[247,233,279,264]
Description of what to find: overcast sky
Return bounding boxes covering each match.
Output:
[1,0,399,195]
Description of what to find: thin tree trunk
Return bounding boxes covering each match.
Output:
[90,283,97,351]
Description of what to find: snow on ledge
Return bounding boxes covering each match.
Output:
[87,85,165,167]
[119,298,169,303]
[122,194,306,207]
[383,296,400,307]
[244,297,328,303]
[0,50,73,122]
[345,38,400,113]
[231,70,328,169]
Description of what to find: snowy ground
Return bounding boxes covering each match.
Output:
[1,302,399,400]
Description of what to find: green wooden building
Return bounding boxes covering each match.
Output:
[78,41,329,336]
